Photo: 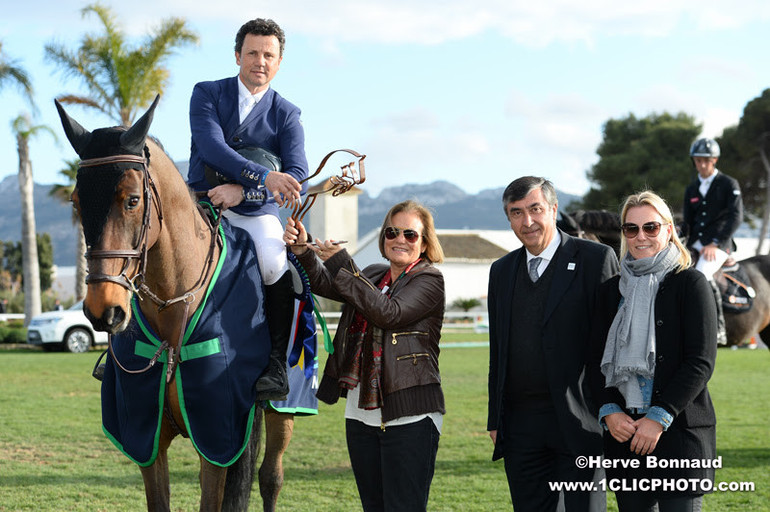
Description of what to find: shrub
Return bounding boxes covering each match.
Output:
[0,323,27,344]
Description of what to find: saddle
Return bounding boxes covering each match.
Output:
[715,262,756,314]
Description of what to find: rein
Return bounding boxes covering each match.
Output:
[81,147,221,381]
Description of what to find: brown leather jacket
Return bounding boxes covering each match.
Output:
[297,249,446,422]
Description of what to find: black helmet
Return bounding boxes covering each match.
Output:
[689,138,720,158]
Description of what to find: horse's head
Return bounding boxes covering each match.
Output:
[56,96,161,334]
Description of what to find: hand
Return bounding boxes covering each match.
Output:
[283,217,310,255]
[207,184,243,210]
[489,430,497,445]
[700,243,718,262]
[311,236,343,262]
[605,412,637,443]
[629,417,663,455]
[265,172,302,208]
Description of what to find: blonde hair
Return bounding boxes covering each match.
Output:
[378,200,444,264]
[619,190,691,271]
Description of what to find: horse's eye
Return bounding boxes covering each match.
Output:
[127,196,140,210]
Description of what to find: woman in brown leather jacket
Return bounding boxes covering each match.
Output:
[283,199,446,512]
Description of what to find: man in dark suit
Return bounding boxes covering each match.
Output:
[487,176,618,511]
[188,18,309,400]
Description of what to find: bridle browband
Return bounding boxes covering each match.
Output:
[80,147,221,382]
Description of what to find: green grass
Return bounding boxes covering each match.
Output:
[0,346,767,511]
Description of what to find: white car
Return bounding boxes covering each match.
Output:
[26,301,109,353]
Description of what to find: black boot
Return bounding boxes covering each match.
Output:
[256,270,294,401]
[710,279,727,346]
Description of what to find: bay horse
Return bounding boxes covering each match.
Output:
[559,209,770,348]
[55,96,296,511]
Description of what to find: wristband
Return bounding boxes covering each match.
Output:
[260,171,270,187]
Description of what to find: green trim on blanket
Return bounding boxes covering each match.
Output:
[176,371,258,468]
[102,360,167,467]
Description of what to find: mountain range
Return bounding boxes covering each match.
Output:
[0,173,580,267]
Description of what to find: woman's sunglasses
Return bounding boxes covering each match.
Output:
[384,227,421,243]
[621,221,667,239]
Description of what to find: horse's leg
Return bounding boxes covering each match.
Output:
[199,459,228,512]
[258,410,295,512]
[140,419,175,512]
[221,406,264,512]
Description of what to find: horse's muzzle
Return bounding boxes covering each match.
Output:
[84,304,128,334]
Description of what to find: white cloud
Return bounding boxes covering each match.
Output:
[10,0,766,48]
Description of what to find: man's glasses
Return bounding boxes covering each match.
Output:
[621,221,667,239]
[384,227,421,243]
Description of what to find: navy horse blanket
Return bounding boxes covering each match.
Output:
[101,219,271,467]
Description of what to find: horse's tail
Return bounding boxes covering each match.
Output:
[221,408,263,512]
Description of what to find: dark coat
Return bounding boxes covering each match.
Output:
[682,171,742,252]
[487,230,619,461]
[589,267,718,491]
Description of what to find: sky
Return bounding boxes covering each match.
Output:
[1,0,769,199]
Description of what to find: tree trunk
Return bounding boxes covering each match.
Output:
[17,134,42,326]
[76,224,87,301]
[756,147,770,255]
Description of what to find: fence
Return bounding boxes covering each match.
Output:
[315,310,489,333]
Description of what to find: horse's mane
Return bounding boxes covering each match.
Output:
[571,209,621,231]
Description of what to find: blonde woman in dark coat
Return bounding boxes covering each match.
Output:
[590,191,717,512]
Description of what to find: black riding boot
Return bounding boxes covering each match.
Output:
[710,279,727,346]
[256,270,294,401]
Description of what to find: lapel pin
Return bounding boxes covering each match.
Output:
[567,262,576,271]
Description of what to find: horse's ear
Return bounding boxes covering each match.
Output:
[121,95,160,151]
[55,99,92,157]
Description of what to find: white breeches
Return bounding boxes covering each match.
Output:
[692,241,729,281]
[222,210,288,286]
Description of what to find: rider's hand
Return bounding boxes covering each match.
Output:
[207,184,244,210]
[265,172,302,208]
[700,243,719,262]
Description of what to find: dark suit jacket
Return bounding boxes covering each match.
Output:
[682,171,742,252]
[187,76,308,217]
[487,230,619,461]
[588,267,717,484]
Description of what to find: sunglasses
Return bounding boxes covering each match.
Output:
[621,221,667,239]
[384,227,421,243]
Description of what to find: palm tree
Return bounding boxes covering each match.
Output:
[44,2,198,126]
[50,160,87,301]
[13,114,56,326]
[0,41,34,108]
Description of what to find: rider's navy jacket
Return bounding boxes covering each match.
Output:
[188,77,309,218]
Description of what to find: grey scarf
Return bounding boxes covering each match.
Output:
[600,243,680,408]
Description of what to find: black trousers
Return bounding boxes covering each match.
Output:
[345,417,440,512]
[501,404,605,512]
[615,492,703,512]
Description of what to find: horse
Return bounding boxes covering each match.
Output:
[55,96,300,512]
[559,209,770,348]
